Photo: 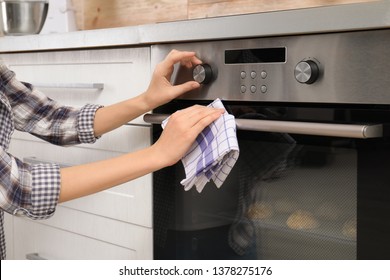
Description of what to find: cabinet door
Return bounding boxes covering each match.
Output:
[1,47,151,124]
[13,209,153,260]
[3,47,154,259]
[9,125,153,228]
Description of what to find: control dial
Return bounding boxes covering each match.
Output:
[193,64,213,84]
[294,60,319,84]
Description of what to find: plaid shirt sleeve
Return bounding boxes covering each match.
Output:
[2,64,102,145]
[0,65,103,219]
[0,147,61,220]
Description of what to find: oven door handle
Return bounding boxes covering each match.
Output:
[143,113,383,139]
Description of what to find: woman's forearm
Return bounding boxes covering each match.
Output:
[93,94,150,137]
[59,105,223,203]
[58,145,165,203]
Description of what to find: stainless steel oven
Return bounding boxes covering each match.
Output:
[145,28,390,260]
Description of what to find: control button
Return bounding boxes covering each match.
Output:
[240,71,246,79]
[261,85,267,93]
[261,71,267,79]
[294,60,320,84]
[250,85,257,93]
[193,64,213,84]
[250,71,257,79]
[241,85,247,93]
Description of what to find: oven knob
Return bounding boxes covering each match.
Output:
[193,64,213,84]
[294,60,319,84]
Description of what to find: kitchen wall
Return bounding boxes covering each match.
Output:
[70,0,376,30]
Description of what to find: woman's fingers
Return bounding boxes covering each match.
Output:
[169,105,224,128]
[169,81,201,98]
[191,109,224,135]
[163,49,202,70]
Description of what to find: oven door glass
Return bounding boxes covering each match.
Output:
[152,104,390,260]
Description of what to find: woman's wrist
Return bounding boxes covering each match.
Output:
[148,143,176,169]
[125,93,152,114]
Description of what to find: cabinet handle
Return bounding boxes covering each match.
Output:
[26,253,47,260]
[143,113,383,139]
[33,82,104,90]
[24,157,71,168]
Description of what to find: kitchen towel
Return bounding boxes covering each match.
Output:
[162,98,239,193]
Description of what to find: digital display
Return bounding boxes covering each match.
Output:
[225,47,286,64]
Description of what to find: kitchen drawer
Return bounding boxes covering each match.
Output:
[8,125,153,228]
[11,123,152,155]
[12,209,153,259]
[0,47,151,124]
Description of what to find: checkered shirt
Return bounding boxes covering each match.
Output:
[0,63,102,259]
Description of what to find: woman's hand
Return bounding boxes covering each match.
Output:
[93,49,203,138]
[141,49,203,111]
[151,105,224,167]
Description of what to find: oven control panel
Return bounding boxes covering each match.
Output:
[238,69,270,94]
[151,29,390,105]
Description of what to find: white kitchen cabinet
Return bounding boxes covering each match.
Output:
[1,47,154,259]
[10,125,153,228]
[1,47,150,124]
[13,207,153,260]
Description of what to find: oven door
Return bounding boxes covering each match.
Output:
[146,102,390,260]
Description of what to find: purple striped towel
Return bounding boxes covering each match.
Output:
[162,98,239,193]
